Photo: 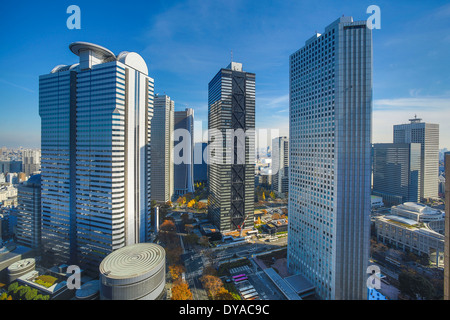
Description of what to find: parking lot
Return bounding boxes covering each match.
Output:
[225,258,286,300]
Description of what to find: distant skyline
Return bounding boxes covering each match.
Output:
[0,0,449,149]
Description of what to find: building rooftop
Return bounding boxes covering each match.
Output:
[99,243,165,280]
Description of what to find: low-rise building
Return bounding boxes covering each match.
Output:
[374,202,445,266]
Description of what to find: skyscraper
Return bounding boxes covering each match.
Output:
[39,42,154,274]
[288,17,372,300]
[372,143,421,206]
[207,62,255,232]
[174,108,195,197]
[393,117,439,201]
[151,94,174,203]
[194,142,208,184]
[17,174,41,251]
[22,149,41,176]
[444,153,450,300]
[271,136,289,195]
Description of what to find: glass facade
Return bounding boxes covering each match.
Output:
[39,44,154,275]
[288,17,372,300]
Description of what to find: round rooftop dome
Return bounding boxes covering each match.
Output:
[76,280,100,300]
[99,243,166,300]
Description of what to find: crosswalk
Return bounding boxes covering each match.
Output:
[229,265,251,275]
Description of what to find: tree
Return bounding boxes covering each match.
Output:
[197,201,207,211]
[399,270,435,300]
[184,233,199,245]
[177,196,186,205]
[181,213,191,225]
[199,236,210,247]
[25,288,38,301]
[160,219,176,232]
[262,192,266,201]
[169,265,186,281]
[202,265,218,277]
[272,213,281,220]
[7,282,18,294]
[165,246,183,265]
[200,275,224,299]
[215,287,234,300]
[171,279,193,300]
[269,191,276,200]
[187,199,196,208]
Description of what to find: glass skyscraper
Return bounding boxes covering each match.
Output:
[207,62,255,232]
[288,17,373,300]
[393,117,439,201]
[174,108,195,197]
[39,42,154,274]
[372,143,421,206]
[151,94,174,203]
[271,136,289,195]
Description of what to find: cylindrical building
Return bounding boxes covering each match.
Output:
[99,243,166,300]
[7,258,36,283]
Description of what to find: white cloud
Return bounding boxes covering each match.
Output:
[373,95,450,148]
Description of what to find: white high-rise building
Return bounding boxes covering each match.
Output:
[288,17,373,300]
[39,42,154,274]
[271,136,289,195]
[22,149,41,176]
[393,117,439,201]
[151,94,174,203]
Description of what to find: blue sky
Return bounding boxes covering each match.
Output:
[0,0,449,148]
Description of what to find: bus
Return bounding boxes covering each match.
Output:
[234,277,248,283]
[242,289,257,297]
[238,285,253,293]
[243,291,258,300]
[239,287,255,295]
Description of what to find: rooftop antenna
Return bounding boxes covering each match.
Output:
[409,114,422,123]
[231,49,233,63]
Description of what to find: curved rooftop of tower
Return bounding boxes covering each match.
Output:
[99,243,165,280]
[69,42,115,60]
[51,42,149,76]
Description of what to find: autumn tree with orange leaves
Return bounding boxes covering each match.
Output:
[169,264,186,281]
[200,275,223,299]
[171,279,192,300]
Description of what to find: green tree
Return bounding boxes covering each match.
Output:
[399,270,435,300]
[25,288,38,301]
[7,282,18,294]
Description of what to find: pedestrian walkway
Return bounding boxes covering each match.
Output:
[229,265,251,275]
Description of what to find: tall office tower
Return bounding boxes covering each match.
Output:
[39,42,154,274]
[22,150,41,176]
[174,108,195,197]
[288,17,372,300]
[393,117,439,201]
[372,143,421,206]
[194,142,208,184]
[17,174,41,251]
[272,136,289,195]
[207,62,255,232]
[444,153,450,300]
[151,94,174,203]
